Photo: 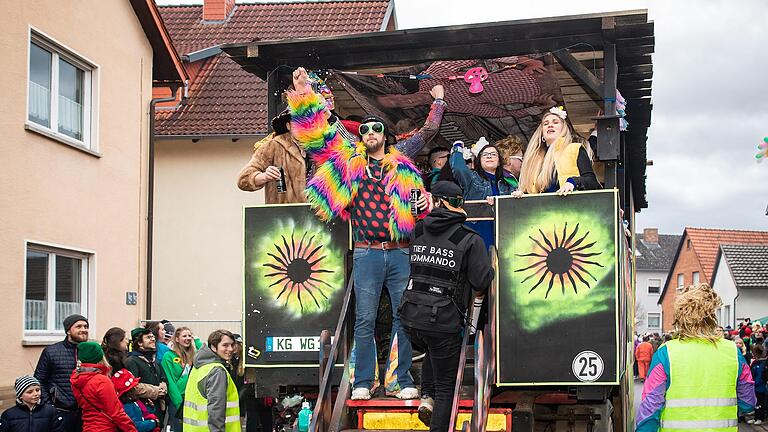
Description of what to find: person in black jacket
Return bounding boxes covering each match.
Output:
[33,314,88,432]
[0,375,64,432]
[125,327,168,427]
[398,181,494,432]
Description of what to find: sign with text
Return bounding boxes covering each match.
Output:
[244,204,349,366]
[495,190,619,385]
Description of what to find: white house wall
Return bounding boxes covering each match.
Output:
[636,269,667,334]
[152,138,264,326]
[712,254,739,328]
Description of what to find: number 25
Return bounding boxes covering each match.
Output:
[579,356,598,377]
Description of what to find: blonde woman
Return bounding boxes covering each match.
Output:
[513,107,600,197]
[161,327,200,429]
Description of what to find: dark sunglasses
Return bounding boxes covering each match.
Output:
[436,195,464,208]
[359,122,384,135]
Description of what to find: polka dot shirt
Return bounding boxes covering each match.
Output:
[351,159,391,242]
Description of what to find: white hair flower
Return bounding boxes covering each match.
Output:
[548,106,567,120]
[470,137,490,157]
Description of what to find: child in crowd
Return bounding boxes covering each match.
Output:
[0,376,63,432]
[113,369,161,432]
[749,345,767,425]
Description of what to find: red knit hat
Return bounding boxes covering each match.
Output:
[111,368,140,397]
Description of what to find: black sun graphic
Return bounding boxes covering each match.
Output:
[264,230,334,313]
[515,223,603,298]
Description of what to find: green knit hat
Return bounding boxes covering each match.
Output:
[78,341,104,364]
[131,327,151,342]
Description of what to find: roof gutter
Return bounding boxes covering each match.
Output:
[146,84,182,320]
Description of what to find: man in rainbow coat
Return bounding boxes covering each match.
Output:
[287,67,446,400]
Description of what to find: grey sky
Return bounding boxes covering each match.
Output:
[156,0,768,235]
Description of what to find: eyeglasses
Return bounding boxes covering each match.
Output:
[509,156,524,162]
[480,152,499,159]
[359,122,384,135]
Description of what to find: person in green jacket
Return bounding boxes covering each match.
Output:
[161,326,200,431]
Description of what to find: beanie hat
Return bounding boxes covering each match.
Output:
[78,341,104,364]
[14,375,40,401]
[63,314,88,332]
[162,321,175,339]
[131,327,151,343]
[111,368,140,398]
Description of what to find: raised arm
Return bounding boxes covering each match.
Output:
[449,145,474,191]
[286,67,359,221]
[395,85,446,159]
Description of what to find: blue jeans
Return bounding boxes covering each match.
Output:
[352,246,414,390]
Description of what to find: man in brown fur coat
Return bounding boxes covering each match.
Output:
[237,109,309,204]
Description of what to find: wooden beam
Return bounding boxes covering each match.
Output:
[553,50,603,99]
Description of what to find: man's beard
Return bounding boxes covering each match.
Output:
[364,138,384,154]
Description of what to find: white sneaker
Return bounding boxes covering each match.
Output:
[395,387,419,400]
[418,396,434,426]
[755,420,763,425]
[351,387,371,400]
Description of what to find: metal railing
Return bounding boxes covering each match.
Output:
[28,81,50,124]
[138,320,242,340]
[58,94,83,139]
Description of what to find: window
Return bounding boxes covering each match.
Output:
[647,313,661,329]
[676,273,684,291]
[647,278,661,294]
[27,30,97,152]
[724,305,731,327]
[25,244,90,334]
[692,271,700,285]
[717,308,722,325]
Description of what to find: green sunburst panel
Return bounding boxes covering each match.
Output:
[249,218,344,319]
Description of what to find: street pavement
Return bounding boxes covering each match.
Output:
[633,378,766,432]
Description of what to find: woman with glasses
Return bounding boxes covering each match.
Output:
[450,141,514,201]
[449,140,513,247]
[513,107,600,197]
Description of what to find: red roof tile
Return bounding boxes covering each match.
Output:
[155,1,391,136]
[686,228,768,281]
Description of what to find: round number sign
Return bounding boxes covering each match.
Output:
[572,351,604,382]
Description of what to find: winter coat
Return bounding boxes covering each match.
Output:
[161,351,191,410]
[450,151,513,200]
[635,341,654,362]
[33,338,79,410]
[752,358,767,394]
[69,363,137,432]
[187,345,233,429]
[124,352,167,416]
[0,402,64,432]
[237,132,308,204]
[121,401,157,432]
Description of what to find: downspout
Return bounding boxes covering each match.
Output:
[146,83,183,320]
[733,291,740,329]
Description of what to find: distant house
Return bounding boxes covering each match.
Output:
[711,244,768,329]
[634,229,680,335]
[150,0,395,323]
[658,228,768,332]
[0,0,185,384]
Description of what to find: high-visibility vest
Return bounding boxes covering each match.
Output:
[660,338,739,432]
[182,362,240,432]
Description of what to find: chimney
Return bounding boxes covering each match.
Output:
[203,0,236,22]
[643,228,659,245]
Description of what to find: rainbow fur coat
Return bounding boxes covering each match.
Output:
[287,90,426,241]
